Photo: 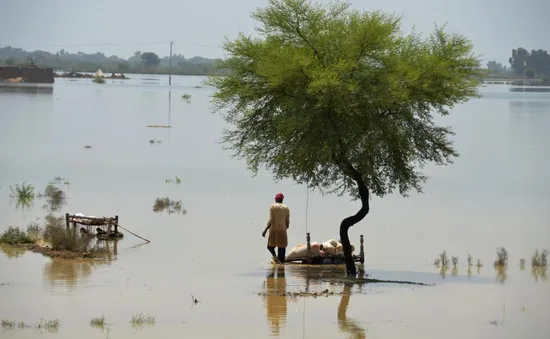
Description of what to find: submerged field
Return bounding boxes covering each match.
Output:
[0,76,549,338]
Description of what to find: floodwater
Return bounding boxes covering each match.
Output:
[0,75,549,338]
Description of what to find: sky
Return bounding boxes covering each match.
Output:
[0,0,548,64]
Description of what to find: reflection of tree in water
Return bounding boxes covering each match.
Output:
[43,240,118,290]
[338,284,366,339]
[494,265,508,284]
[531,267,548,282]
[262,265,287,335]
[0,244,27,259]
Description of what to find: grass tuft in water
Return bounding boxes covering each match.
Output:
[153,197,187,215]
[36,318,60,332]
[89,315,106,329]
[476,258,483,268]
[9,182,35,209]
[130,313,155,328]
[9,182,35,200]
[181,93,192,102]
[165,176,182,184]
[520,258,526,270]
[467,254,473,268]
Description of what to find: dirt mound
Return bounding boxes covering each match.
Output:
[17,243,95,259]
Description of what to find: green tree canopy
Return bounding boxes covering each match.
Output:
[208,0,483,275]
[141,52,160,68]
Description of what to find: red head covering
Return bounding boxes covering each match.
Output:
[275,193,284,200]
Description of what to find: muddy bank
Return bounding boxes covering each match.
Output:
[8,243,95,259]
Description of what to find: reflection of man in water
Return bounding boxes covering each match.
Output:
[262,193,290,264]
[263,265,287,335]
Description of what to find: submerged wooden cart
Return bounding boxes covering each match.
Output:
[65,213,124,240]
[284,232,365,265]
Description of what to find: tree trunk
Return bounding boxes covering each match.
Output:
[340,179,370,276]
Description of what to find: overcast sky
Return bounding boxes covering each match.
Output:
[1,0,547,64]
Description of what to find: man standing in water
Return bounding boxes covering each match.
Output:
[262,193,290,264]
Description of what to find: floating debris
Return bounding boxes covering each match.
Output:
[146,125,172,128]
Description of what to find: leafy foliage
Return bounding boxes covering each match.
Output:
[509,48,550,77]
[42,214,93,252]
[208,0,483,200]
[0,226,33,245]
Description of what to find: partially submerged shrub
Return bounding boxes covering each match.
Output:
[494,247,508,267]
[36,318,60,333]
[476,258,483,268]
[181,93,192,102]
[467,254,473,268]
[437,250,449,268]
[451,256,459,268]
[89,315,106,329]
[42,214,93,252]
[26,222,43,241]
[9,182,35,200]
[153,197,187,215]
[520,258,526,269]
[130,313,155,328]
[0,226,33,245]
[38,181,67,212]
[9,182,35,209]
[532,249,549,268]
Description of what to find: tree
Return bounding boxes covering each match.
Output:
[209,0,483,275]
[141,52,160,68]
[486,61,507,75]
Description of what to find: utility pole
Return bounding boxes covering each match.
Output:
[169,41,173,86]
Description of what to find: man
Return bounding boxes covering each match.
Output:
[262,192,290,264]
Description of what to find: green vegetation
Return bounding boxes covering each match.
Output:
[207,0,483,275]
[520,258,526,270]
[153,197,187,215]
[89,315,106,329]
[9,182,35,200]
[0,213,94,254]
[466,253,473,268]
[42,213,94,252]
[532,249,548,268]
[36,318,60,333]
[130,314,155,328]
[494,247,509,268]
[0,46,225,76]
[8,182,36,209]
[181,93,192,103]
[37,181,68,212]
[165,176,182,184]
[1,319,59,333]
[92,76,106,84]
[0,226,33,245]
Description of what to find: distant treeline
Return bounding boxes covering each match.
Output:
[0,46,227,76]
[486,47,550,82]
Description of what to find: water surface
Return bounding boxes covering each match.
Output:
[0,77,549,338]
